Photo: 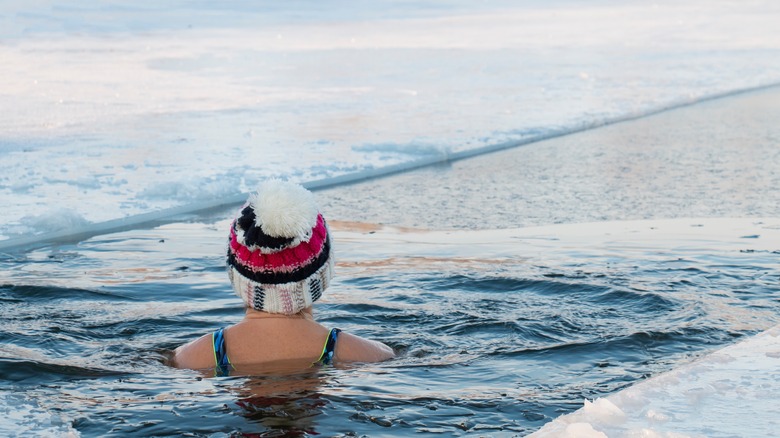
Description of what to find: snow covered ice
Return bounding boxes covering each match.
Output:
[530,323,780,438]
[2,0,780,242]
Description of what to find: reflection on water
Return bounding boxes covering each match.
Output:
[0,218,778,436]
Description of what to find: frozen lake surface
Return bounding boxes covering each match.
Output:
[2,0,780,242]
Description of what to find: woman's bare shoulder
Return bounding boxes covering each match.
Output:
[172,333,215,370]
[336,332,395,363]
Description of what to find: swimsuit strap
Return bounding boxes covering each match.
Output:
[212,327,233,377]
[314,328,341,366]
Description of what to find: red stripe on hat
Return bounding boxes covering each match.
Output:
[229,214,328,272]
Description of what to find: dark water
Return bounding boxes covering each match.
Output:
[1,220,778,436]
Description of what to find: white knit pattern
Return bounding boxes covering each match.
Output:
[227,246,333,314]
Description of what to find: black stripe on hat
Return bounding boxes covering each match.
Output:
[236,206,296,250]
[226,235,331,285]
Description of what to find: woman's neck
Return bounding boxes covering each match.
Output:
[243,308,314,321]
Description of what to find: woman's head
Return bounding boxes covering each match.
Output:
[226,180,333,314]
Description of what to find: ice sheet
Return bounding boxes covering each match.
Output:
[2,1,780,242]
[529,324,780,438]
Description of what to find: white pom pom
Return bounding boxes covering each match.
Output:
[249,179,318,238]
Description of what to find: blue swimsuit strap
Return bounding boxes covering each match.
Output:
[212,327,342,375]
[314,328,341,366]
[212,327,232,377]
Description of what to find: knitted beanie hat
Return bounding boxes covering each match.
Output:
[226,180,333,314]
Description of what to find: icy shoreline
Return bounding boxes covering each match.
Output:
[529,324,780,438]
[4,81,779,253]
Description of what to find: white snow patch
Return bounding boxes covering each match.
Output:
[564,422,608,438]
[9,208,91,236]
[582,398,627,425]
[139,176,241,202]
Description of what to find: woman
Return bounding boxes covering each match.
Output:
[173,180,394,375]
